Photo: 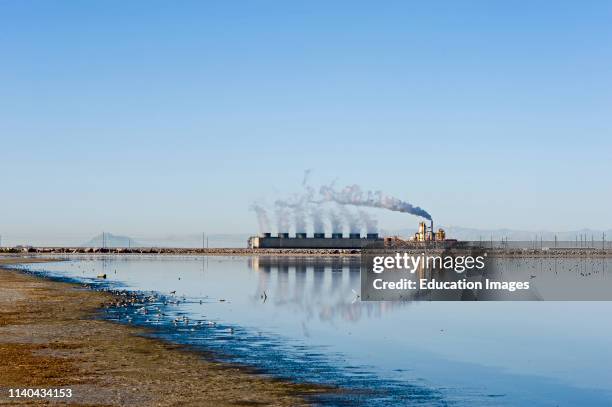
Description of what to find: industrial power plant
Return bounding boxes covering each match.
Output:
[411,221,446,242]
[248,181,447,249]
[248,232,383,249]
[248,222,449,249]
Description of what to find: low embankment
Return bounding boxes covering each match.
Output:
[1,246,611,257]
[1,247,361,256]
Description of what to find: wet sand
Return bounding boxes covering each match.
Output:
[0,257,329,406]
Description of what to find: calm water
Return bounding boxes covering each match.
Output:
[13,256,612,406]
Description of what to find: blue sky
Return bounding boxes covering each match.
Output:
[1,1,611,240]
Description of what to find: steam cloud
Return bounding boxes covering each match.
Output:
[250,203,271,233]
[359,210,378,234]
[293,205,307,233]
[310,205,325,233]
[328,208,343,233]
[274,191,309,233]
[339,205,361,234]
[319,184,432,221]
[252,174,431,234]
[274,204,290,233]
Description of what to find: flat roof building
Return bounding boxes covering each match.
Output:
[248,233,383,249]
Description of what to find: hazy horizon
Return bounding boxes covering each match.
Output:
[3,224,611,248]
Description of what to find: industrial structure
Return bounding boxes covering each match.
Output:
[248,233,384,249]
[248,222,448,249]
[412,221,446,242]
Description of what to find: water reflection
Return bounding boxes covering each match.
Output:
[248,256,409,323]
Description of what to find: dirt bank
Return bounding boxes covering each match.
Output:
[3,246,611,257]
[0,258,329,406]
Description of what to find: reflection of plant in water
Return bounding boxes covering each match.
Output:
[249,257,410,324]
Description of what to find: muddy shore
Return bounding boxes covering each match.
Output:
[0,257,330,406]
[2,247,611,257]
[1,247,361,256]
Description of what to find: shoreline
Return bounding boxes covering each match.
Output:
[2,246,612,257]
[0,257,331,406]
[2,247,362,256]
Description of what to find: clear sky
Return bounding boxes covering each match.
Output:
[1,1,611,242]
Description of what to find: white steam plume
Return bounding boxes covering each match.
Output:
[310,205,325,233]
[275,203,290,233]
[339,205,361,234]
[328,208,343,233]
[319,184,432,221]
[359,210,378,234]
[250,203,271,233]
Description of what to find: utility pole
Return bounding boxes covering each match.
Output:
[202,232,205,250]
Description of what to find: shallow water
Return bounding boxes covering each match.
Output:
[13,256,612,406]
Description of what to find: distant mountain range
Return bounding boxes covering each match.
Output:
[383,226,612,242]
[81,233,141,248]
[80,233,250,248]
